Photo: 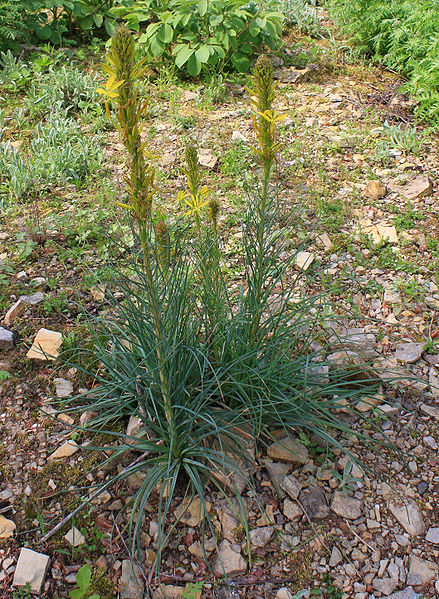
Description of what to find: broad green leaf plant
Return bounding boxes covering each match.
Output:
[114,0,284,75]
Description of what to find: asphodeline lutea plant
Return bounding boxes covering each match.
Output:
[246,55,285,344]
[97,25,174,432]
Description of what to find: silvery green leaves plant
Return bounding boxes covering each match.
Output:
[59,27,384,577]
[115,0,284,75]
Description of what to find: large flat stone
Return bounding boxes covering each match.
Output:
[267,437,309,464]
[394,342,424,364]
[13,548,50,594]
[26,328,62,360]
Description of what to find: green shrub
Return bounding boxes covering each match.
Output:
[0,113,102,201]
[329,0,439,123]
[114,0,284,75]
[56,28,384,574]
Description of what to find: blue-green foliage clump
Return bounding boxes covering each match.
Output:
[330,0,439,123]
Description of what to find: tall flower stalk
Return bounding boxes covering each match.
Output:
[98,26,173,432]
[246,55,284,344]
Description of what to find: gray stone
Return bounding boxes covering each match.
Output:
[264,461,290,497]
[213,540,246,577]
[423,435,438,450]
[267,437,309,464]
[331,491,363,520]
[249,526,273,548]
[298,485,329,520]
[406,555,437,587]
[21,291,44,305]
[388,501,425,536]
[280,474,302,500]
[54,378,74,398]
[0,327,14,350]
[120,560,144,599]
[372,577,398,596]
[394,343,424,364]
[13,548,50,594]
[420,403,439,419]
[329,546,343,567]
[386,589,417,599]
[426,527,439,544]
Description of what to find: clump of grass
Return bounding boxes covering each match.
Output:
[58,27,384,580]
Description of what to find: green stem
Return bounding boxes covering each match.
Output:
[139,225,173,431]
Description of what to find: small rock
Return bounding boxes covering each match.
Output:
[12,548,50,594]
[174,497,210,527]
[386,589,417,599]
[402,176,432,200]
[232,131,247,142]
[48,440,79,461]
[267,437,309,464]
[54,378,73,398]
[0,514,16,538]
[384,289,401,304]
[372,577,398,596]
[426,527,439,544]
[394,342,424,364]
[276,588,294,599]
[26,328,62,360]
[120,560,144,599]
[364,180,387,200]
[0,327,15,350]
[198,148,217,169]
[249,526,273,548]
[213,540,246,577]
[264,461,290,497]
[329,546,343,567]
[298,485,329,520]
[280,474,302,500]
[4,300,25,326]
[295,251,315,271]
[420,403,439,419]
[159,151,177,167]
[283,499,303,521]
[388,500,425,536]
[406,555,437,587]
[90,285,105,302]
[331,491,363,520]
[20,292,44,305]
[64,526,85,547]
[31,277,46,286]
[423,435,438,450]
[376,224,398,245]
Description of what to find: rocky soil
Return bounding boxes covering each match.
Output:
[1,30,439,599]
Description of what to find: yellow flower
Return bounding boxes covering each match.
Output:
[178,186,210,216]
[96,74,125,118]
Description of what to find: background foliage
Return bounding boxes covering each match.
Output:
[330,0,439,123]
